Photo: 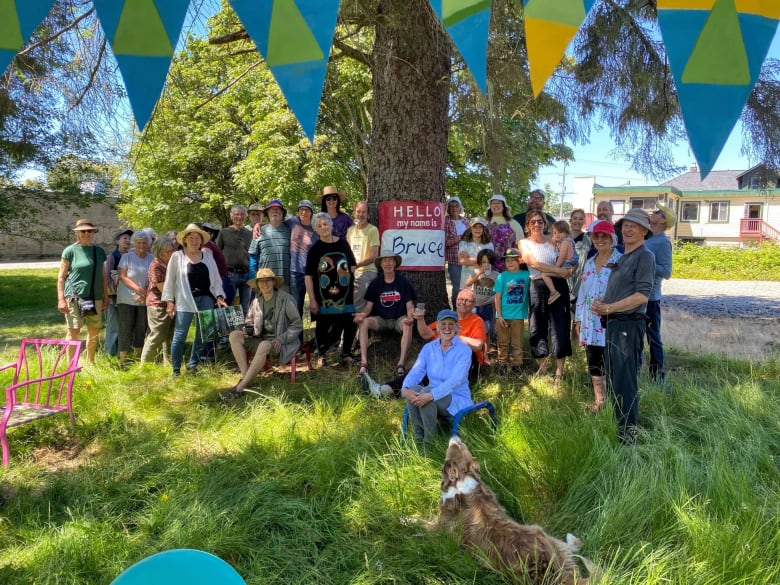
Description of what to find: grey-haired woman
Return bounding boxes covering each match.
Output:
[140,236,176,364]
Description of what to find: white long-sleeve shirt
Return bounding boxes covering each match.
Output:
[161,248,225,313]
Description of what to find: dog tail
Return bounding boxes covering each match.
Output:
[573,553,603,583]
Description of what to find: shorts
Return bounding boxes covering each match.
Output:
[373,315,407,333]
[244,335,280,357]
[64,298,104,330]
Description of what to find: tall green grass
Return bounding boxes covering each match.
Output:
[0,270,778,584]
[673,242,780,281]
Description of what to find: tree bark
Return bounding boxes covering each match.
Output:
[368,0,451,313]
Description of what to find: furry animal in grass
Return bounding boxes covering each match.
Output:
[439,436,595,585]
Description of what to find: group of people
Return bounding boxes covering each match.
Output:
[57,186,673,446]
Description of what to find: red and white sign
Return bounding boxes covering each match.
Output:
[378,201,445,271]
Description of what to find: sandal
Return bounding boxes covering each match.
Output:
[589,400,605,414]
[358,362,369,375]
[395,364,407,378]
[548,291,561,305]
[552,373,563,386]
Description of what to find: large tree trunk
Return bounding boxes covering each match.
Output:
[367,0,451,314]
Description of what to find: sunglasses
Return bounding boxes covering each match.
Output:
[80,229,97,234]
[324,195,338,201]
[528,219,544,225]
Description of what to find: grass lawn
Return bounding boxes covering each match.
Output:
[1,270,778,584]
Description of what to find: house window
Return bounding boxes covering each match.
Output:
[631,198,658,211]
[744,203,761,219]
[681,202,699,222]
[709,201,729,223]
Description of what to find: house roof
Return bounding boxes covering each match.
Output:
[661,169,743,191]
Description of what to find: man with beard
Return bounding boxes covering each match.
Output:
[513,188,557,235]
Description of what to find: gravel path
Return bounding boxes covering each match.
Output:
[663,279,780,319]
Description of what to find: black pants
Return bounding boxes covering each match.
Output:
[315,313,357,357]
[605,319,645,430]
[529,278,572,359]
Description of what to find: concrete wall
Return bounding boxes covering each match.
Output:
[0,191,123,260]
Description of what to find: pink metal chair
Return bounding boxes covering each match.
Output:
[1,339,83,466]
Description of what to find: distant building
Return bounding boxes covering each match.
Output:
[579,165,780,246]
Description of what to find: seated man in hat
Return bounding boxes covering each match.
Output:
[249,199,291,291]
[221,268,302,401]
[353,250,416,378]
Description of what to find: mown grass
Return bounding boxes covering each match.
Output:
[673,242,780,281]
[0,270,778,584]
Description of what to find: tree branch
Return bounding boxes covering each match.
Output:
[333,37,372,68]
[209,29,250,45]
[69,37,107,111]
[16,7,95,58]
[194,60,263,111]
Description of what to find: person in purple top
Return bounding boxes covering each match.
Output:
[318,185,353,239]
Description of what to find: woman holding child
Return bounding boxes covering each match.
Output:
[519,210,573,382]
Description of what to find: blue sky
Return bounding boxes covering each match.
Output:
[536,27,780,191]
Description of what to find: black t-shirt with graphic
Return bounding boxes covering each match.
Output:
[364,274,416,320]
[305,238,357,314]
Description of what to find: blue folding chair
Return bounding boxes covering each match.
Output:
[401,400,497,439]
[111,549,246,585]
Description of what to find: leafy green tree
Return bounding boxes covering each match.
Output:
[120,7,371,231]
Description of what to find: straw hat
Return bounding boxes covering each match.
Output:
[317,185,346,203]
[247,267,284,288]
[73,219,98,232]
[655,203,677,229]
[177,223,211,245]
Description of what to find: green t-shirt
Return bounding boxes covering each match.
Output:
[62,244,107,300]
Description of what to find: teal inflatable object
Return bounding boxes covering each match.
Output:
[111,549,246,584]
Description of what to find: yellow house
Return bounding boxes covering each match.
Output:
[591,165,780,246]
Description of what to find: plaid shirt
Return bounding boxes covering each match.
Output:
[444,216,470,264]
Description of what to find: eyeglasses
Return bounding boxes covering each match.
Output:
[528,219,544,225]
[457,298,475,304]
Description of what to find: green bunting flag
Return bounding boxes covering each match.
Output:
[657,0,780,177]
[92,0,190,130]
[0,0,57,75]
[229,0,341,141]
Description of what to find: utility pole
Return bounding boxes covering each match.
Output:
[560,161,567,216]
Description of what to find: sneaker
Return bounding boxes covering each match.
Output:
[618,426,639,445]
[219,387,245,404]
[360,372,391,399]
[172,369,181,377]
[186,365,198,375]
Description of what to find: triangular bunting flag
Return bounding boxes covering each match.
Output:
[522,0,597,96]
[430,0,492,94]
[657,0,780,177]
[92,0,190,130]
[0,0,57,75]
[230,0,340,141]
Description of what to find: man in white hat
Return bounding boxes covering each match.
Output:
[353,249,417,377]
[643,204,675,384]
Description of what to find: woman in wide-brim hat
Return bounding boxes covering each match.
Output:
[56,218,108,364]
[162,222,227,376]
[317,185,352,238]
[485,194,523,272]
[221,267,303,401]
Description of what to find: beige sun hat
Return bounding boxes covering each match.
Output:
[177,223,211,246]
[374,249,402,271]
[247,267,284,288]
[72,219,98,232]
[656,203,677,229]
[317,185,347,203]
